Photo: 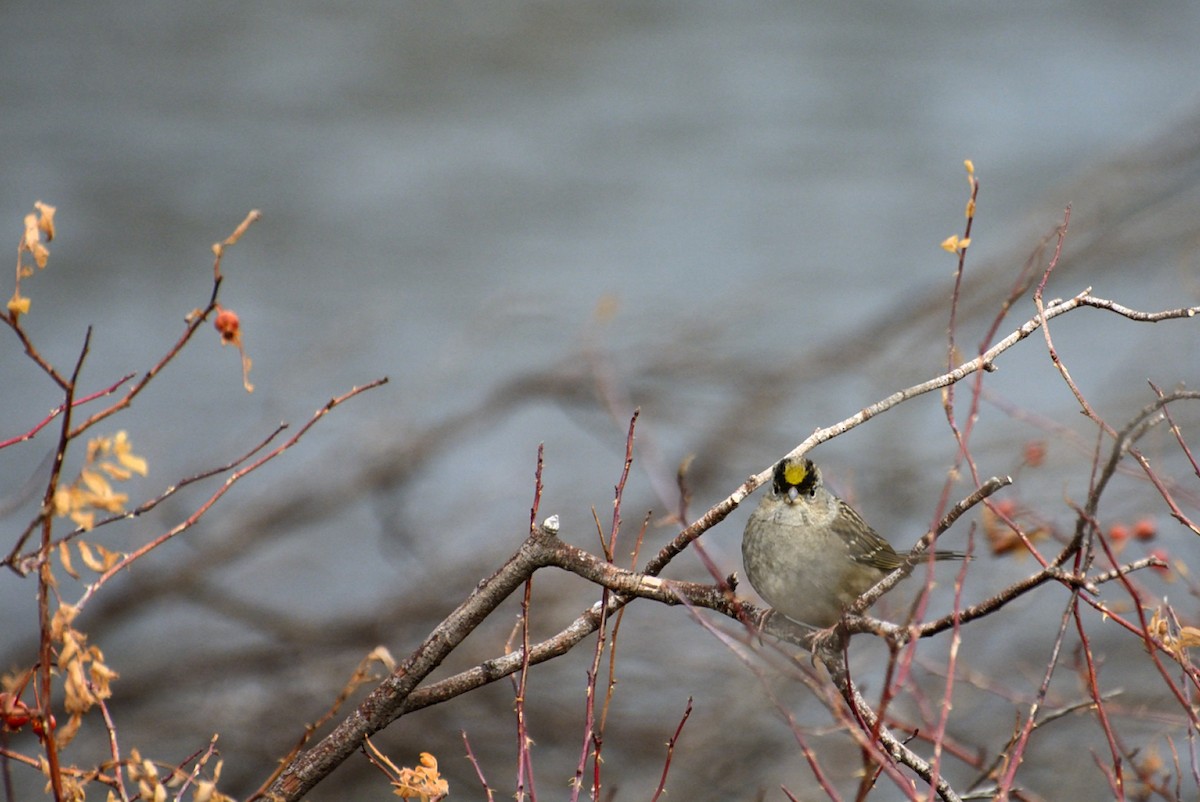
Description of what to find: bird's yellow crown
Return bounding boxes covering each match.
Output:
[783,460,809,487]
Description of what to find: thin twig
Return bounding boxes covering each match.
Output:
[36,327,92,802]
[0,373,134,451]
[9,422,288,574]
[461,732,496,802]
[648,697,692,802]
[74,379,386,611]
[69,211,261,438]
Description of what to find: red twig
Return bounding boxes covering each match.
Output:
[36,328,93,802]
[73,378,387,611]
[1072,604,1125,799]
[607,408,638,559]
[515,448,542,802]
[993,594,1075,797]
[682,604,847,800]
[924,529,973,802]
[9,422,287,574]
[461,731,496,802]
[96,697,129,802]
[514,572,536,802]
[0,373,134,450]
[68,210,261,438]
[944,162,979,377]
[648,697,692,802]
[571,415,638,802]
[529,443,544,531]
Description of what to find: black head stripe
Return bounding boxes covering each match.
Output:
[773,458,818,495]
[771,459,790,494]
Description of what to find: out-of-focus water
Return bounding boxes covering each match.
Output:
[2,2,1199,799]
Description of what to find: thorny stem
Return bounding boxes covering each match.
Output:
[36,328,92,802]
[0,373,134,452]
[258,291,1199,801]
[8,422,288,575]
[649,697,692,802]
[74,380,387,612]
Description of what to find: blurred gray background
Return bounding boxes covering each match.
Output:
[3,1,1200,800]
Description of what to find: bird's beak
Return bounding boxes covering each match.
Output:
[786,486,799,504]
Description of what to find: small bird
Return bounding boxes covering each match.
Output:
[742,456,963,628]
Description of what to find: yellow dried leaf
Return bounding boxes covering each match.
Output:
[93,491,128,513]
[90,659,118,700]
[964,159,975,175]
[29,241,48,269]
[117,450,148,476]
[51,604,79,639]
[7,292,31,315]
[53,487,73,517]
[100,462,133,481]
[369,646,397,672]
[80,468,112,497]
[86,434,109,462]
[34,201,56,241]
[940,235,960,253]
[1178,626,1200,648]
[71,509,96,531]
[56,712,82,748]
[23,213,39,251]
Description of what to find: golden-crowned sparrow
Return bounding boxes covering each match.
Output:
[742,456,963,628]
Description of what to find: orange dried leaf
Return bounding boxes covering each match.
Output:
[58,541,80,580]
[55,604,79,633]
[94,542,123,571]
[78,540,104,572]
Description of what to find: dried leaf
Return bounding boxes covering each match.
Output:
[78,540,104,572]
[34,201,56,241]
[7,292,31,316]
[58,541,79,580]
